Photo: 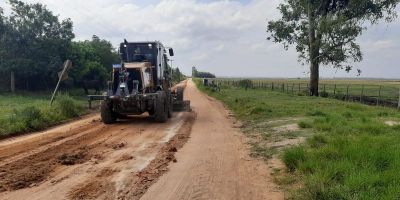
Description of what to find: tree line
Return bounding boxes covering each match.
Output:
[0,0,186,92]
[0,0,119,91]
[192,67,216,78]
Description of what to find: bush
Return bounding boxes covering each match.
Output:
[307,134,328,148]
[299,121,313,128]
[331,93,346,100]
[320,91,329,98]
[283,146,306,172]
[0,94,85,136]
[54,94,83,118]
[8,106,47,132]
[238,79,253,89]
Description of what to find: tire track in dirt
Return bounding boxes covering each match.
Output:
[0,120,121,191]
[0,100,195,200]
[0,115,99,162]
[68,111,196,200]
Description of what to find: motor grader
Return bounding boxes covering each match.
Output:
[97,40,185,124]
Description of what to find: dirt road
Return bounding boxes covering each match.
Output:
[0,79,282,200]
[141,80,283,200]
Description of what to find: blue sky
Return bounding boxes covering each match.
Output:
[1,0,399,78]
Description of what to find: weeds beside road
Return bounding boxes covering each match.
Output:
[0,92,88,137]
[196,79,400,200]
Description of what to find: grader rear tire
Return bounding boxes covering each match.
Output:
[101,101,116,124]
[167,91,173,118]
[155,91,168,123]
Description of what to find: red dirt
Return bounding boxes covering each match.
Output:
[0,79,284,200]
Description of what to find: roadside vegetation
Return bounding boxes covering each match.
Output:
[217,78,400,109]
[0,92,87,137]
[195,79,400,200]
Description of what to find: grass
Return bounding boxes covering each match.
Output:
[0,90,88,137]
[218,78,400,102]
[195,79,400,200]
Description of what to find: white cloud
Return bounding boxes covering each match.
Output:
[1,0,400,78]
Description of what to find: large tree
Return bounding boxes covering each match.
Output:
[267,0,399,96]
[0,0,74,90]
[69,35,119,85]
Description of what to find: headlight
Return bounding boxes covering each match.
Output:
[120,82,126,88]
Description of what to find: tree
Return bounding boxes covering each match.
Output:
[0,0,74,90]
[267,0,399,96]
[68,35,119,86]
[172,67,186,84]
[191,66,216,78]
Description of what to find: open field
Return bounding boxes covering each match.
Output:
[216,78,400,106]
[197,79,400,199]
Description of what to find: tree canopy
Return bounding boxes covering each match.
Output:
[69,35,119,85]
[0,0,119,91]
[171,67,186,84]
[0,0,74,90]
[267,0,399,96]
[192,67,216,78]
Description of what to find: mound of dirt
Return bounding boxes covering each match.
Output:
[58,151,87,165]
[115,154,134,163]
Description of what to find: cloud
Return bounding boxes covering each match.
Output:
[1,0,400,78]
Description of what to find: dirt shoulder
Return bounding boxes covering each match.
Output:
[141,79,284,200]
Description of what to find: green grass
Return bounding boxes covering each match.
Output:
[218,78,400,102]
[0,91,88,137]
[195,79,400,200]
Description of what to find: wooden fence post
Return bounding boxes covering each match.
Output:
[398,88,400,109]
[346,85,350,101]
[377,86,382,106]
[286,83,289,93]
[298,83,301,93]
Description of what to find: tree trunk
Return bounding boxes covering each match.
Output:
[10,71,15,93]
[309,60,319,96]
[308,3,319,96]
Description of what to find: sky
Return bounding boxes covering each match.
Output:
[1,0,399,78]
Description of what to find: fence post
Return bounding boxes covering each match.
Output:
[286,83,289,93]
[282,83,285,92]
[398,88,400,109]
[346,85,350,101]
[298,83,301,93]
[272,82,274,90]
[360,85,364,103]
[324,84,326,93]
[377,86,382,106]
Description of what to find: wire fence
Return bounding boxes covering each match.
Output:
[215,79,400,108]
